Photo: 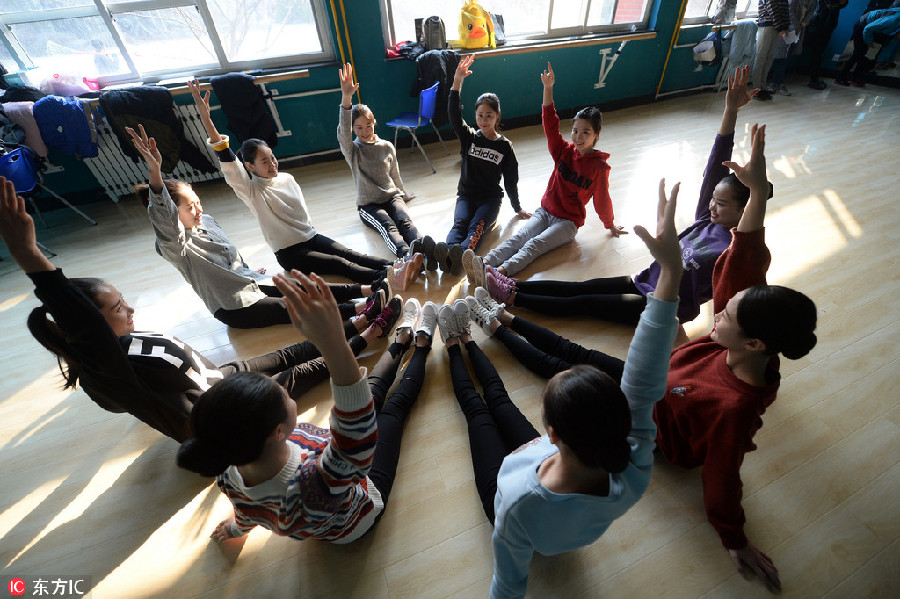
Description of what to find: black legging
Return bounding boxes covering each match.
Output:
[213,283,363,329]
[275,233,391,284]
[367,343,430,508]
[218,321,365,399]
[840,15,874,84]
[513,275,647,326]
[494,315,624,383]
[449,341,540,523]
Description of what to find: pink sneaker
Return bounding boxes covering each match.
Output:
[485,269,512,303]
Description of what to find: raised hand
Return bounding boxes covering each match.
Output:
[540,62,555,88]
[728,541,781,593]
[452,54,474,90]
[339,63,359,106]
[723,124,767,193]
[726,65,757,113]
[634,179,682,302]
[0,177,53,272]
[187,78,222,143]
[273,270,361,386]
[125,125,163,175]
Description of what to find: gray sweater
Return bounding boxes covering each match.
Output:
[337,106,407,206]
[148,186,267,313]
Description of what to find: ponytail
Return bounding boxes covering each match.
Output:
[27,307,83,389]
[134,179,188,208]
[737,285,818,360]
[543,365,631,473]
[26,277,109,389]
[178,372,287,476]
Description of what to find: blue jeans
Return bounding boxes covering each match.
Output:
[446,195,501,251]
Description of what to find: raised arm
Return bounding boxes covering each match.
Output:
[541,62,555,107]
[450,53,473,92]
[724,124,768,233]
[188,79,224,144]
[126,124,164,193]
[0,177,54,273]
[634,180,683,303]
[338,62,358,110]
[273,271,360,386]
[720,65,757,136]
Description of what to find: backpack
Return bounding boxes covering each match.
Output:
[693,30,723,67]
[459,1,496,49]
[423,16,447,50]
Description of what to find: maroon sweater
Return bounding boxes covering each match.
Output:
[654,228,780,550]
[540,104,613,229]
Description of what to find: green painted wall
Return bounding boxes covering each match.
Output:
[43,1,734,203]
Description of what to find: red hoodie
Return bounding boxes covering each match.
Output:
[540,104,614,229]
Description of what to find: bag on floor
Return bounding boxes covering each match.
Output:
[459,0,496,49]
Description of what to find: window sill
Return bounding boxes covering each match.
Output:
[454,30,658,57]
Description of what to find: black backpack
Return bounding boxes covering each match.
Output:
[423,16,447,50]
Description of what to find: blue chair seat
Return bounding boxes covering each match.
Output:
[385,81,449,174]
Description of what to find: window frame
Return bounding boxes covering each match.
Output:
[0,0,335,86]
[379,0,654,50]
[681,0,758,26]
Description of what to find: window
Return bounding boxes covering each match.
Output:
[682,0,758,25]
[381,0,652,47]
[0,0,334,86]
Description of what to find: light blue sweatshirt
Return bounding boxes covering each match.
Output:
[490,294,679,599]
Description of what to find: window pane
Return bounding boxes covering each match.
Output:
[588,0,616,26]
[0,42,17,70]
[550,0,587,30]
[388,0,459,44]
[10,17,125,77]
[115,8,216,73]
[208,0,323,62]
[497,0,551,36]
[684,0,714,20]
[613,0,648,24]
[14,0,94,9]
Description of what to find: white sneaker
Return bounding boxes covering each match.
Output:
[471,253,486,288]
[453,298,470,336]
[417,301,439,341]
[466,295,494,336]
[475,286,504,321]
[437,304,459,343]
[397,297,421,336]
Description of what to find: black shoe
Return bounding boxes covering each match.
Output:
[447,244,464,276]
[374,296,403,338]
[434,241,450,271]
[807,80,826,90]
[421,235,438,271]
[754,89,773,101]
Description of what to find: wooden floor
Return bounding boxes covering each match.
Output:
[1,76,898,598]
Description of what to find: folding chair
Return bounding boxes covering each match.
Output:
[0,144,97,256]
[385,81,449,174]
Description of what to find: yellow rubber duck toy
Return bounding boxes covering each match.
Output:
[459,2,495,49]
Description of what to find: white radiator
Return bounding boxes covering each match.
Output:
[85,104,221,202]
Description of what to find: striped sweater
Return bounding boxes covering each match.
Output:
[219,369,384,543]
[757,0,791,30]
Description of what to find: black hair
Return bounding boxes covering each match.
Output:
[736,285,817,359]
[177,372,288,477]
[351,103,374,125]
[573,106,602,134]
[237,138,271,173]
[475,92,502,132]
[134,179,188,208]
[717,174,775,208]
[542,365,631,473]
[27,277,109,389]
